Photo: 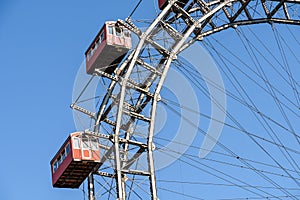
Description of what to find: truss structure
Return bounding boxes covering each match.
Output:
[71,0,300,199]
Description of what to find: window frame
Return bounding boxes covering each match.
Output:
[73,137,81,149]
[66,143,70,155]
[91,138,98,150]
[53,161,58,172]
[100,32,105,41]
[108,25,114,35]
[82,137,90,149]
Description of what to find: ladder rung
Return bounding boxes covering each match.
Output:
[94,171,115,178]
[123,110,151,122]
[160,20,182,41]
[70,104,96,119]
[136,58,162,75]
[121,169,150,176]
[126,81,154,98]
[173,3,196,25]
[146,37,171,56]
[117,19,142,36]
[94,69,118,81]
[102,118,116,126]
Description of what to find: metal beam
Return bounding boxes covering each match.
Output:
[84,1,300,199]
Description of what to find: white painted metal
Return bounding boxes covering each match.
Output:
[70,0,300,199]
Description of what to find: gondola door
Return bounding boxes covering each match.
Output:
[114,26,124,46]
[81,136,91,160]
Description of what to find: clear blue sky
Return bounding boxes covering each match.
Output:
[0,1,153,199]
[1,1,299,199]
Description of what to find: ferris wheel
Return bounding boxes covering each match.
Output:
[51,0,300,199]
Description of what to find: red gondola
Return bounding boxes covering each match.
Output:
[158,0,189,10]
[50,132,100,188]
[85,21,132,75]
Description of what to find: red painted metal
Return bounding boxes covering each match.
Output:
[50,140,73,186]
[158,0,167,9]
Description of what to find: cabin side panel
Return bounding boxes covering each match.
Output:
[51,141,73,186]
[86,39,107,74]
